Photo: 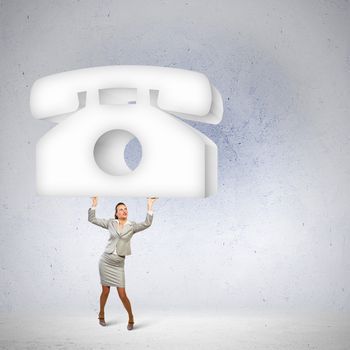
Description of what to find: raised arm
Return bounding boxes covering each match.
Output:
[132,197,158,234]
[88,196,109,229]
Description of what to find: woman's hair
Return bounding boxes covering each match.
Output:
[115,202,126,219]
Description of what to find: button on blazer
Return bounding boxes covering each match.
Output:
[88,208,153,256]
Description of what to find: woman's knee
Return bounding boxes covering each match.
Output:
[101,286,110,295]
[117,287,128,300]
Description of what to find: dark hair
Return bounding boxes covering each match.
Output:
[115,202,126,219]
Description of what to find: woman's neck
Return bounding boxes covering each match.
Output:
[118,218,127,225]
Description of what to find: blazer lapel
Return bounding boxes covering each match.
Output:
[112,220,131,237]
[111,221,121,237]
[120,222,132,237]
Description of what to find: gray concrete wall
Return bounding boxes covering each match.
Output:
[1,0,349,314]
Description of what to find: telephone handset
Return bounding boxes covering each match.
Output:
[30,65,223,124]
[30,65,223,197]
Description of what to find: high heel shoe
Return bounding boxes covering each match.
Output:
[98,313,106,326]
[127,320,134,330]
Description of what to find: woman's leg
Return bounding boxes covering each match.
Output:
[99,285,110,318]
[117,287,134,323]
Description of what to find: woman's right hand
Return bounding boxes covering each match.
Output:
[90,196,98,207]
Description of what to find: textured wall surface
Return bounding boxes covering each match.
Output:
[0,0,349,315]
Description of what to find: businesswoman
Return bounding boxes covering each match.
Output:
[88,196,157,330]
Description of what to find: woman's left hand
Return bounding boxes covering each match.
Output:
[147,197,158,211]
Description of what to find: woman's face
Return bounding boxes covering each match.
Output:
[116,204,128,220]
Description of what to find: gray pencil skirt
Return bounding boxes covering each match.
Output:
[98,252,126,287]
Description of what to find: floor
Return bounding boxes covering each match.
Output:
[0,310,349,350]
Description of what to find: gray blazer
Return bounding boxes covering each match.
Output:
[88,208,153,256]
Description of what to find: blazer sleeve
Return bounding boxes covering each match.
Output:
[132,212,153,234]
[88,208,109,229]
